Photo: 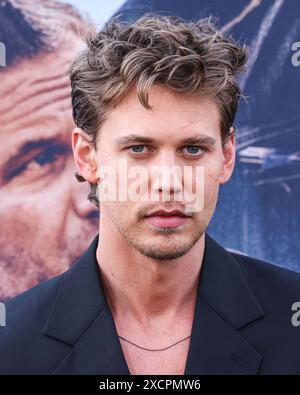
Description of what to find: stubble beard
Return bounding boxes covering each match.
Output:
[112,214,205,260]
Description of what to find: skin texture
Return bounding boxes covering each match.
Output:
[0,37,99,300]
[73,84,235,373]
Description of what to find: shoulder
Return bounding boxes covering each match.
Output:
[231,251,300,308]
[229,252,300,373]
[0,271,69,374]
[0,234,99,374]
[4,269,65,325]
[232,251,300,287]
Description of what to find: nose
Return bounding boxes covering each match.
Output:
[150,150,183,201]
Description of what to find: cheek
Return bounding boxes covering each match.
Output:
[101,200,123,220]
[0,205,43,261]
[0,179,71,229]
[204,158,223,182]
[0,201,57,240]
[101,199,137,226]
[0,206,37,239]
[202,166,222,205]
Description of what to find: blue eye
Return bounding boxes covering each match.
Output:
[183,146,204,155]
[128,145,147,153]
[126,144,205,157]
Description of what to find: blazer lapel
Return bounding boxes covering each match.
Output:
[184,296,263,374]
[184,234,265,375]
[51,304,130,375]
[43,234,130,375]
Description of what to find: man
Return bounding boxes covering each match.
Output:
[0,0,99,300]
[112,0,300,271]
[1,14,300,375]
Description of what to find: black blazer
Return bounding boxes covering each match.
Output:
[1,233,300,375]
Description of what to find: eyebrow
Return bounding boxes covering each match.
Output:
[115,133,217,146]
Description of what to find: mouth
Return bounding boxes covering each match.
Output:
[144,209,191,228]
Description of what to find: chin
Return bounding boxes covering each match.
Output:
[138,246,191,260]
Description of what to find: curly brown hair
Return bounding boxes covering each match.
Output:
[70,13,247,208]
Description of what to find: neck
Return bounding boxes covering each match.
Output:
[96,213,205,328]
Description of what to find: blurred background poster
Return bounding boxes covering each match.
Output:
[0,0,299,301]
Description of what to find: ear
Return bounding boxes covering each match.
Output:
[72,127,99,184]
[219,126,236,184]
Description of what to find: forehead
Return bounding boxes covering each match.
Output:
[0,38,83,164]
[0,36,83,132]
[0,34,82,86]
[102,84,221,142]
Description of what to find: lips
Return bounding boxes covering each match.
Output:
[145,209,190,218]
[145,209,190,228]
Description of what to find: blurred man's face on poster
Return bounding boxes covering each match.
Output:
[0,37,99,300]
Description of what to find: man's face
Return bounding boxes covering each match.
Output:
[75,84,235,261]
[0,40,99,300]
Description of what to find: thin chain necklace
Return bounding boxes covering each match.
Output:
[118,334,191,351]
